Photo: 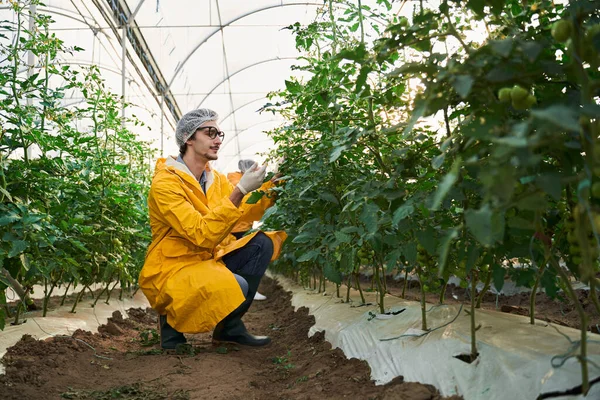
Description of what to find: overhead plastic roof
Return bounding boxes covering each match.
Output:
[1,0,324,172]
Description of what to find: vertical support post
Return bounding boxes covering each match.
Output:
[26,3,36,160]
[121,23,127,127]
[160,94,164,157]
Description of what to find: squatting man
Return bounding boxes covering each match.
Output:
[138,108,286,349]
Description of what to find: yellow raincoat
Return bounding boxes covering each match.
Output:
[139,157,287,334]
[226,171,277,233]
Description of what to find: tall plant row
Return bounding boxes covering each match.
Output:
[262,0,600,393]
[0,2,154,328]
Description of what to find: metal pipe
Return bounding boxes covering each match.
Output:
[26,3,36,160]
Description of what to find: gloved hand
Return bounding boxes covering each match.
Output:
[237,162,267,195]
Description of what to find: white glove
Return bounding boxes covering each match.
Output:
[237,162,267,195]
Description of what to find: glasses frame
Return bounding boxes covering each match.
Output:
[197,126,225,140]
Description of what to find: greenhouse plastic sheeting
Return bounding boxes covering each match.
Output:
[0,291,150,375]
[272,274,600,400]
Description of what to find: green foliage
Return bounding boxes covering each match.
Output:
[138,329,160,347]
[0,0,153,326]
[262,0,600,391]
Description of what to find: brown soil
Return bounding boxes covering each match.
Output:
[0,277,460,400]
[357,274,600,333]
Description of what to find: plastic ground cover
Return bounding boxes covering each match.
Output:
[0,290,150,375]
[271,274,600,400]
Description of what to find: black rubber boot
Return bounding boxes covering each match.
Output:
[212,275,271,347]
[159,314,187,350]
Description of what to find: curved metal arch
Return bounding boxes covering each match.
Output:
[167,2,324,92]
[0,4,98,30]
[220,119,281,150]
[195,57,296,109]
[220,138,276,171]
[54,60,135,78]
[218,97,269,125]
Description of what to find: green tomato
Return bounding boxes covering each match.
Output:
[525,94,537,108]
[399,16,409,27]
[511,85,529,101]
[572,256,582,265]
[498,87,512,103]
[512,97,529,110]
[569,245,581,255]
[565,218,576,229]
[551,20,572,43]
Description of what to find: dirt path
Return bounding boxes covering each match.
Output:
[0,277,459,400]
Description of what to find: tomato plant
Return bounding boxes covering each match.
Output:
[0,1,153,326]
[263,0,600,393]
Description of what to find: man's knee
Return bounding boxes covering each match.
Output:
[253,232,274,260]
[233,274,249,297]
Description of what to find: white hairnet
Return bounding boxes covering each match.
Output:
[238,159,255,173]
[175,109,219,147]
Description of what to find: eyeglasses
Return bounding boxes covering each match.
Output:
[197,126,225,140]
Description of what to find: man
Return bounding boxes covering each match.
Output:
[227,159,280,301]
[139,109,286,350]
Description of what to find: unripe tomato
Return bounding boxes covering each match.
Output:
[551,20,572,43]
[525,94,537,108]
[512,97,529,110]
[498,87,512,103]
[565,218,576,229]
[399,16,409,27]
[511,85,529,101]
[569,245,581,255]
[572,256,582,265]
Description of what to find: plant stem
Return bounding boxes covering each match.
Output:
[529,263,547,324]
[346,274,352,303]
[402,269,408,298]
[375,262,384,314]
[105,280,120,304]
[70,285,88,313]
[60,280,72,306]
[419,275,427,331]
[92,283,109,307]
[470,272,478,360]
[354,272,366,304]
[439,280,447,305]
[588,278,600,315]
[477,271,492,309]
[42,279,56,317]
[549,254,589,394]
[357,0,365,44]
[328,0,337,54]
